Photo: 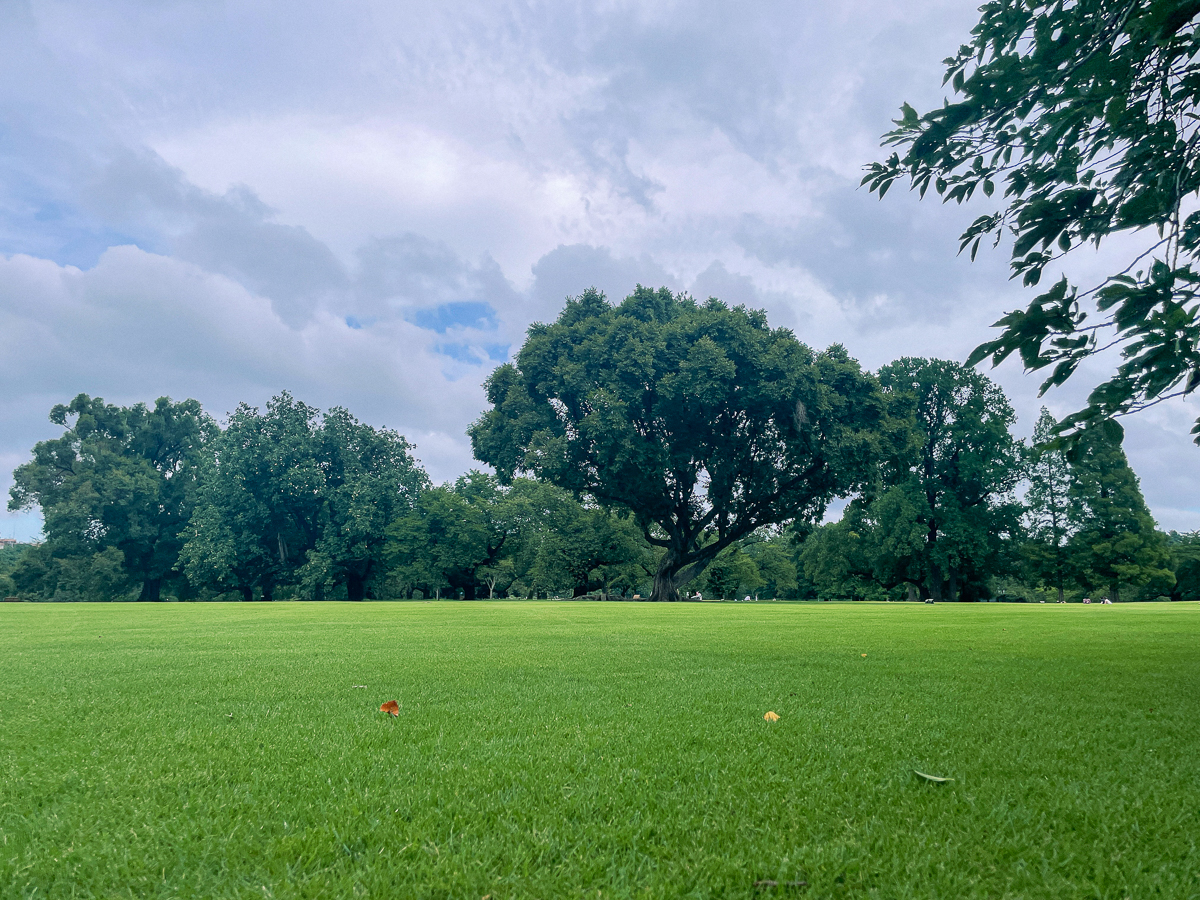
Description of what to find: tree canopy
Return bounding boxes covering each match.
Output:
[1022,408,1080,601]
[864,0,1200,440]
[469,286,884,601]
[9,394,211,601]
[385,471,513,601]
[802,359,1024,601]
[182,393,426,601]
[4,363,1185,603]
[1067,424,1174,600]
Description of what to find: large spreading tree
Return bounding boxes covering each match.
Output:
[469,286,884,602]
[864,0,1200,440]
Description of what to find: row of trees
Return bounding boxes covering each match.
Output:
[4,291,1186,603]
[4,393,663,602]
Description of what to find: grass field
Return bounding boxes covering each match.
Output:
[1,601,1198,899]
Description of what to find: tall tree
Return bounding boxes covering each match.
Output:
[1068,424,1174,600]
[1022,408,1080,601]
[880,359,1024,600]
[183,394,425,600]
[182,393,326,600]
[9,394,211,601]
[303,407,427,601]
[864,0,1200,441]
[803,359,1024,601]
[470,287,883,601]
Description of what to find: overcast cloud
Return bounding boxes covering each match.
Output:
[3,0,1198,540]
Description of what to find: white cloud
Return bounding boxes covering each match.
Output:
[2,0,1199,539]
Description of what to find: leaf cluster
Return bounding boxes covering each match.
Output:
[865,0,1200,440]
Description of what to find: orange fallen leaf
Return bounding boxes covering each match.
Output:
[380,700,400,716]
[763,710,780,722]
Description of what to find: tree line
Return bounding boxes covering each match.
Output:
[4,288,1194,603]
[3,393,650,602]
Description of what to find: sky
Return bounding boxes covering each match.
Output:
[2,0,1198,541]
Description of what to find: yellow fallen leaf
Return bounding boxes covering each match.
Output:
[861,653,868,657]
[763,710,780,722]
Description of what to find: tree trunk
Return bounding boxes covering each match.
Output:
[462,583,477,601]
[651,560,683,602]
[927,562,944,602]
[1111,582,1120,603]
[261,577,274,602]
[651,546,716,602]
[1057,584,1065,603]
[139,577,162,602]
[346,572,366,602]
[906,583,919,602]
[947,566,959,602]
[240,585,253,602]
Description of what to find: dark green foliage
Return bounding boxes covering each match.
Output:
[504,479,646,598]
[1067,423,1174,600]
[182,393,427,601]
[1166,530,1200,599]
[743,534,800,599]
[385,472,514,600]
[0,542,29,597]
[8,394,211,601]
[1021,408,1081,601]
[182,394,325,601]
[303,407,429,601]
[803,359,1023,601]
[182,398,432,602]
[865,0,1200,440]
[800,518,899,601]
[697,546,762,600]
[470,286,884,601]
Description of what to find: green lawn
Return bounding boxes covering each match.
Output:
[1,602,1198,899]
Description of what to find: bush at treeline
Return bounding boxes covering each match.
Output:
[4,292,1195,603]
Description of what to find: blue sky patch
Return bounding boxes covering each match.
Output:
[410,301,497,333]
[435,342,510,365]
